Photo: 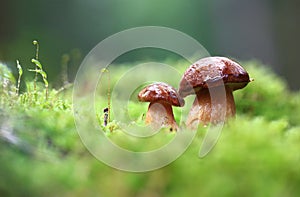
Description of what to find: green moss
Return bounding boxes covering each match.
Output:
[1,59,300,196]
[235,61,300,125]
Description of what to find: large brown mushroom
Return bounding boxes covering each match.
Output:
[178,56,251,128]
[138,82,184,131]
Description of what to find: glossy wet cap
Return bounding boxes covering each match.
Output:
[138,82,185,107]
[179,56,250,97]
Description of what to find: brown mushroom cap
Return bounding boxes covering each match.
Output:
[138,82,185,107]
[179,56,250,97]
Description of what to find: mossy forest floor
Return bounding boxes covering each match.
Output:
[1,60,300,197]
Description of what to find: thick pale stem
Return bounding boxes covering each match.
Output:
[186,86,235,129]
[145,101,178,131]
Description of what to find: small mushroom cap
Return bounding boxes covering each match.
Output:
[179,56,250,97]
[138,82,185,107]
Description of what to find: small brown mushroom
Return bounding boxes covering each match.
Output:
[178,56,251,128]
[138,82,184,131]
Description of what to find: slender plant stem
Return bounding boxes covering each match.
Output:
[101,68,111,125]
[45,86,48,100]
[16,60,23,96]
[107,69,111,123]
[61,54,70,86]
[33,40,39,93]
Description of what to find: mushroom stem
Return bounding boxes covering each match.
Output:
[186,86,236,129]
[145,101,178,131]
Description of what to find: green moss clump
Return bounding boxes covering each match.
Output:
[234,61,300,126]
[1,59,300,196]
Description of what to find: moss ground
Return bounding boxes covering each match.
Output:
[0,60,300,197]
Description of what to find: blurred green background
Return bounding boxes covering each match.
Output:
[1,1,300,196]
[1,0,299,88]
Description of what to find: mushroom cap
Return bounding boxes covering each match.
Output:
[179,56,250,97]
[138,82,185,107]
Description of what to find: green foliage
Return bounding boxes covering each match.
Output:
[1,58,300,196]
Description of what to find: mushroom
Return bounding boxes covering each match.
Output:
[178,56,251,128]
[138,82,184,131]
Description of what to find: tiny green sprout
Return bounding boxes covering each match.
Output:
[16,60,23,95]
[101,68,109,73]
[31,58,43,70]
[29,58,49,100]
[28,69,48,83]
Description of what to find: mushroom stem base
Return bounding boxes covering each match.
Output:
[145,101,178,131]
[186,86,235,129]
